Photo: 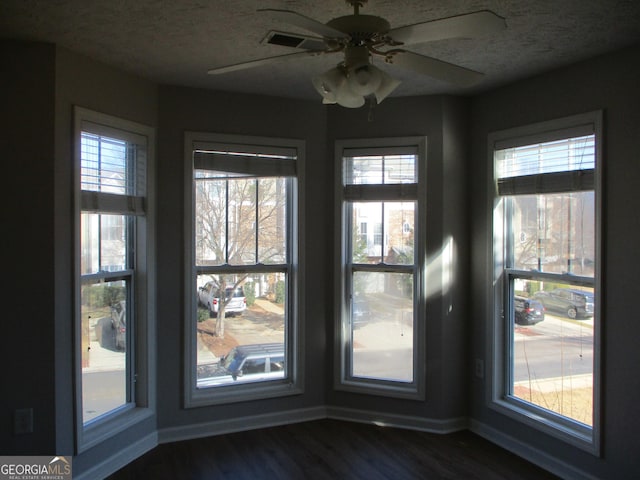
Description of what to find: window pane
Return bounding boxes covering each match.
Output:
[196,272,286,388]
[195,177,228,265]
[81,280,128,423]
[344,155,417,185]
[351,202,415,265]
[227,178,257,265]
[258,178,287,264]
[81,132,145,195]
[511,279,594,426]
[509,192,595,275]
[195,175,288,266]
[351,271,413,382]
[496,135,595,179]
[81,213,128,274]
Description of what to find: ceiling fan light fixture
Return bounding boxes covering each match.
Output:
[336,88,366,108]
[313,63,399,108]
[312,66,346,103]
[346,64,382,96]
[374,69,401,104]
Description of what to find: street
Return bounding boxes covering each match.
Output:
[353,347,414,382]
[513,313,593,384]
[83,369,126,423]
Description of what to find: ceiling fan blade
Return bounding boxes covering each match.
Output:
[388,10,506,46]
[208,51,321,75]
[258,9,350,40]
[390,51,484,87]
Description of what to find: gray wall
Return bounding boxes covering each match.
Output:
[1,40,57,455]
[469,44,640,478]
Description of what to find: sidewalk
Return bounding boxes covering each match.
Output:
[253,298,284,315]
[84,341,125,373]
[353,320,413,351]
[514,373,592,393]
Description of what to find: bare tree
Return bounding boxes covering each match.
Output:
[196,175,286,337]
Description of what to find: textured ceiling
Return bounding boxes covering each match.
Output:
[2,0,640,101]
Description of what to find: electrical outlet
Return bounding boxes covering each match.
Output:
[14,408,33,435]
[475,359,484,379]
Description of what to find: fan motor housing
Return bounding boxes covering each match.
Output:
[327,14,390,42]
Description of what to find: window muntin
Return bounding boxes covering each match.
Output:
[75,108,153,451]
[491,113,600,450]
[337,138,425,398]
[187,134,301,405]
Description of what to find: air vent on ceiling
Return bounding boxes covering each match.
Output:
[262,31,327,51]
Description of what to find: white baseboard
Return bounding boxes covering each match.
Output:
[469,419,599,480]
[327,405,469,434]
[158,405,468,446]
[73,431,158,480]
[75,410,586,480]
[158,406,328,444]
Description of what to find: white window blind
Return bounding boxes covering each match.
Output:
[496,134,595,195]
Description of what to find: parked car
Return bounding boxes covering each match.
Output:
[533,288,594,319]
[198,282,246,316]
[514,296,545,325]
[352,299,371,329]
[110,300,126,350]
[198,343,285,387]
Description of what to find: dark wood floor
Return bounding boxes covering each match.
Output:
[108,419,559,480]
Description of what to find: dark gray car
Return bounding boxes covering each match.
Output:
[514,296,545,325]
[533,288,594,319]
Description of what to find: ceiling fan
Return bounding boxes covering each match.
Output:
[207,0,506,108]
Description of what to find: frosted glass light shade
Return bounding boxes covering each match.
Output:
[347,64,383,96]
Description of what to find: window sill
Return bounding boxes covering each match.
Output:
[489,395,598,456]
[185,380,303,408]
[78,406,155,453]
[336,378,424,401]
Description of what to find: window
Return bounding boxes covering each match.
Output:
[490,112,601,451]
[74,107,154,451]
[335,138,426,399]
[185,133,303,407]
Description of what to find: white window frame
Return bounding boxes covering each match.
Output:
[487,111,602,454]
[334,137,427,400]
[184,132,304,408]
[73,107,155,452]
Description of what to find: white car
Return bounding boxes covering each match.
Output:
[197,283,246,316]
